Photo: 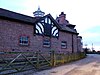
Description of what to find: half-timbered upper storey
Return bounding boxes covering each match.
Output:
[35,14,59,37]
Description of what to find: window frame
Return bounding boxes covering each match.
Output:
[43,39,51,48]
[19,35,30,46]
[61,41,67,49]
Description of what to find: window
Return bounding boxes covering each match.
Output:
[19,36,29,46]
[44,23,51,36]
[43,39,50,47]
[61,41,67,49]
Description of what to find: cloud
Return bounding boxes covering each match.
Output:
[82,32,99,38]
[82,31,100,50]
[86,26,100,33]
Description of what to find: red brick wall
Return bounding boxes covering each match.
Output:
[73,34,78,53]
[77,37,83,52]
[0,19,34,52]
[0,18,78,53]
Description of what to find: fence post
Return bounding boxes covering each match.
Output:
[50,50,56,67]
[36,51,40,69]
[62,53,65,64]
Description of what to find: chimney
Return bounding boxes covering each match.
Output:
[58,12,66,24]
[56,12,69,26]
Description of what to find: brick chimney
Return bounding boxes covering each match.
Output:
[56,12,69,26]
[59,12,66,24]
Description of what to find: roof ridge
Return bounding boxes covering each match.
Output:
[0,8,34,18]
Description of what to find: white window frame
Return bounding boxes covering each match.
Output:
[19,36,29,46]
[61,41,67,49]
[43,39,50,47]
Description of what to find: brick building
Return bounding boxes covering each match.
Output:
[0,7,83,53]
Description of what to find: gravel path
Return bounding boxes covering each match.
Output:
[29,54,100,75]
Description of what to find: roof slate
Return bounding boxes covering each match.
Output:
[59,24,77,33]
[0,8,78,34]
[0,8,39,24]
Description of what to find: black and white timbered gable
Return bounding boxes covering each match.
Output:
[35,14,59,37]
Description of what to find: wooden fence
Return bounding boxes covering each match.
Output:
[0,51,86,75]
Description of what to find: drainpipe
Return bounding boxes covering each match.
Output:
[77,37,79,52]
[72,34,74,53]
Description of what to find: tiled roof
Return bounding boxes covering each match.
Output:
[59,24,78,34]
[0,8,78,34]
[0,8,40,24]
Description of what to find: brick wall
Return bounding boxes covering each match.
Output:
[0,18,78,53]
[0,19,34,52]
[77,36,83,52]
[72,34,78,53]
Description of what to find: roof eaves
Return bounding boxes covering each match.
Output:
[0,8,37,24]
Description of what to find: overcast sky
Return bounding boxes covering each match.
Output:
[0,0,100,51]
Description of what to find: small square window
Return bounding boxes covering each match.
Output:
[61,41,67,49]
[43,39,50,47]
[19,36,29,46]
